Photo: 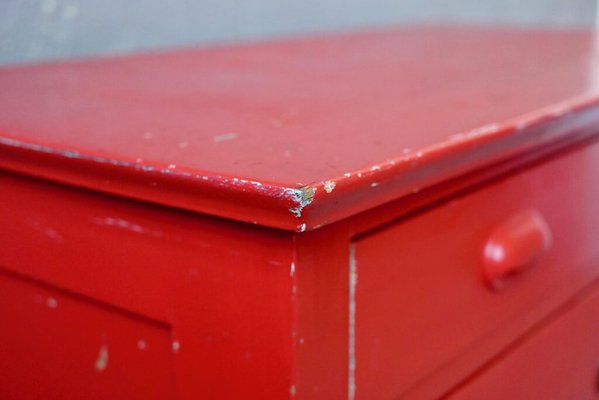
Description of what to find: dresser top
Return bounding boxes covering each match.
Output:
[1,27,599,231]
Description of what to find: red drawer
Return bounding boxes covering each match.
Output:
[449,282,599,400]
[353,145,599,399]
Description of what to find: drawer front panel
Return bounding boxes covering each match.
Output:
[449,283,599,400]
[353,144,599,399]
[0,172,296,400]
[0,270,173,400]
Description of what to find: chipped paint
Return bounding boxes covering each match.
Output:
[290,262,296,277]
[323,180,336,193]
[213,132,239,142]
[137,339,147,350]
[370,182,379,188]
[469,123,500,137]
[63,150,80,158]
[95,217,164,238]
[95,345,109,371]
[298,223,307,232]
[288,185,316,218]
[172,340,181,354]
[46,297,58,308]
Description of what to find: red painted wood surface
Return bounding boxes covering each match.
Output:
[1,27,599,230]
[448,282,599,400]
[353,143,599,399]
[482,210,553,285]
[1,27,599,399]
[0,172,296,399]
[294,224,353,399]
[0,270,173,400]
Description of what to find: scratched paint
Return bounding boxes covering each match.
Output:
[348,244,357,400]
[95,345,109,371]
[94,217,164,238]
[213,133,239,142]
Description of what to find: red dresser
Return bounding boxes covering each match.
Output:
[1,27,598,399]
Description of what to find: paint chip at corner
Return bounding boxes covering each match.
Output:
[288,185,316,218]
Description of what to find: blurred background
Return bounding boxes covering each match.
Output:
[1,0,598,65]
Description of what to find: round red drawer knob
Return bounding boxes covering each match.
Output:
[483,209,553,287]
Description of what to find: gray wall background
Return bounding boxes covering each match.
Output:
[1,0,597,65]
